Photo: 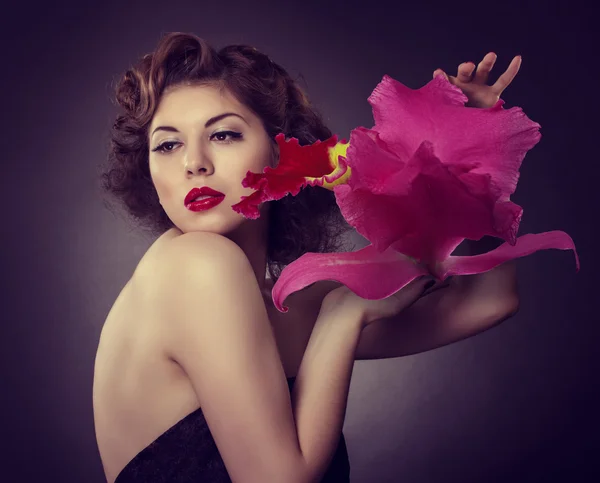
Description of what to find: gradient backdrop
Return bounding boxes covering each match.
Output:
[1,0,597,482]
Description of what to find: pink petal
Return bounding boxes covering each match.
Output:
[368,75,541,198]
[271,244,430,312]
[336,137,524,261]
[341,127,404,194]
[437,231,580,279]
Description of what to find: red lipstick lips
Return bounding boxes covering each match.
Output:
[184,186,225,212]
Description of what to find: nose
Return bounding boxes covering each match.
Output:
[184,144,213,176]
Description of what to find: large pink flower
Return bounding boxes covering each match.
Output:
[232,75,579,312]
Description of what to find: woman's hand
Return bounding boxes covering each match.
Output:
[433,52,522,108]
[321,277,450,330]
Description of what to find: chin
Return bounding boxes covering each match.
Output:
[177,215,247,237]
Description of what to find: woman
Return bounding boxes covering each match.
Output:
[94,32,520,482]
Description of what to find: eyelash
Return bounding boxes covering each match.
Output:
[151,131,243,154]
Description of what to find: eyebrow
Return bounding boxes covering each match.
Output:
[151,112,248,137]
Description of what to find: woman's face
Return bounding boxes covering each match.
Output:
[148,84,276,236]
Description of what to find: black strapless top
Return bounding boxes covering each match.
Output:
[114,377,350,482]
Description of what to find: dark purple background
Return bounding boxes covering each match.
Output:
[1,1,597,482]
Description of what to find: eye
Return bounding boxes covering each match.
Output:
[210,130,243,143]
[151,141,180,154]
[151,131,243,155]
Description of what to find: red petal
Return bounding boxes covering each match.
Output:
[231,134,348,219]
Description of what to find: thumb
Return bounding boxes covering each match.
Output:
[406,275,435,292]
[423,279,436,291]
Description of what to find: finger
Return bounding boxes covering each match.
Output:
[472,52,498,84]
[456,62,476,82]
[433,69,449,81]
[419,277,452,298]
[491,55,522,95]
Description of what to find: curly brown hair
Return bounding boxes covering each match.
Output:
[100,32,353,283]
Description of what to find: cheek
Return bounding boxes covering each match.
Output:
[149,162,174,200]
[254,143,277,170]
[230,151,271,181]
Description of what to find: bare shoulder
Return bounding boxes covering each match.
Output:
[134,233,312,481]
[124,230,254,355]
[149,230,245,263]
[132,231,248,292]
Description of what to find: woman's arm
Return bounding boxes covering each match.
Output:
[291,290,363,481]
[353,238,519,360]
[139,232,362,483]
[354,272,518,360]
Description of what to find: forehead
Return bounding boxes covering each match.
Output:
[151,84,249,125]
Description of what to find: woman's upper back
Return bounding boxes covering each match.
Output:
[92,229,340,482]
[93,229,197,481]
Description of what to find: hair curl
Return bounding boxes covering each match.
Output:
[101,32,353,283]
